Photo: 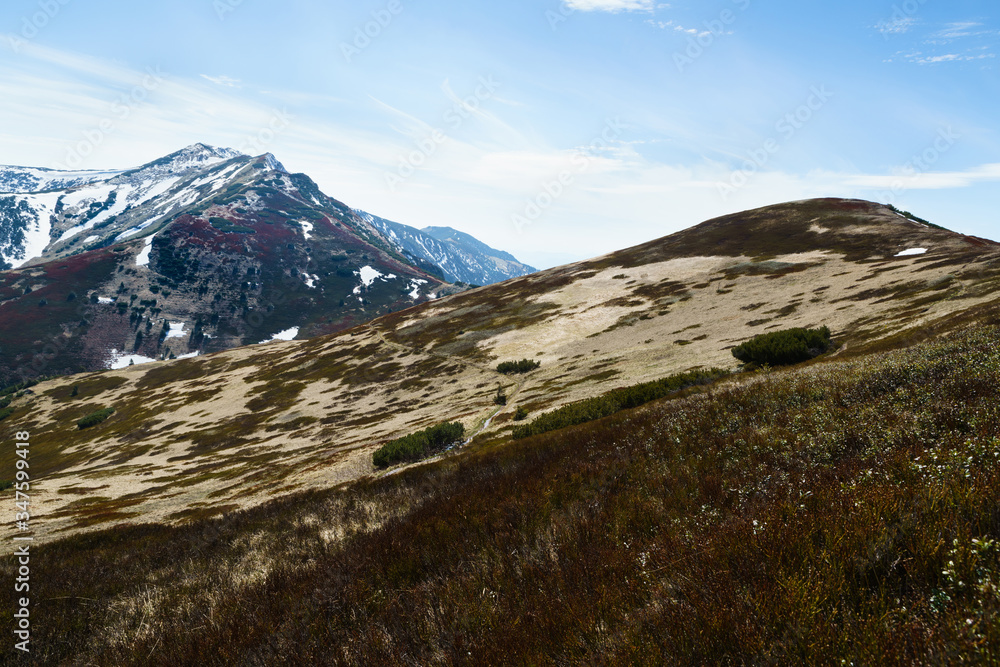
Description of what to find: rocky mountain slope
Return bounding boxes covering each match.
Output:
[0,145,533,384]
[2,198,999,546]
[356,210,536,285]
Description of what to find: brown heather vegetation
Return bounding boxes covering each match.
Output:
[4,323,999,664]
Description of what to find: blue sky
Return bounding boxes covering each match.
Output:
[1,0,997,268]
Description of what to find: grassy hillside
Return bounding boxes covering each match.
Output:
[6,323,998,664]
[2,198,1000,550]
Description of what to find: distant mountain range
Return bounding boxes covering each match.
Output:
[356,211,535,286]
[0,144,535,383]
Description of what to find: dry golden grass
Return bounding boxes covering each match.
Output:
[1,198,998,551]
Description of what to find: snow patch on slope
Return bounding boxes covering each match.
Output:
[165,322,187,339]
[260,327,299,343]
[409,278,428,299]
[58,184,136,242]
[5,192,62,268]
[357,265,383,287]
[136,236,155,267]
[107,350,156,369]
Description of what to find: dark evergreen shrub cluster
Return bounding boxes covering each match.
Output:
[213,216,256,234]
[77,408,115,430]
[372,421,465,468]
[497,359,541,375]
[732,326,834,367]
[0,380,38,397]
[885,203,943,228]
[512,368,729,440]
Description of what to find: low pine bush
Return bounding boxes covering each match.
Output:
[373,421,465,468]
[497,359,541,375]
[77,408,115,430]
[732,326,834,367]
[512,368,729,439]
[0,380,37,397]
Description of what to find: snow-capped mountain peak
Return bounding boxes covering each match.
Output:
[119,143,246,181]
[180,143,245,162]
[260,153,288,173]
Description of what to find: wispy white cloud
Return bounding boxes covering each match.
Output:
[563,0,654,13]
[1,40,160,91]
[200,74,241,88]
[843,163,1000,190]
[880,18,998,64]
[876,17,916,36]
[902,50,996,65]
[932,21,987,41]
[647,20,714,38]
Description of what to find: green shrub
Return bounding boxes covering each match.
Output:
[0,396,10,409]
[77,408,115,430]
[0,480,12,492]
[514,406,529,421]
[513,368,729,440]
[732,326,834,367]
[373,421,465,468]
[210,217,256,234]
[0,407,13,423]
[497,359,541,375]
[494,386,507,406]
[1,379,38,397]
[885,203,945,229]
